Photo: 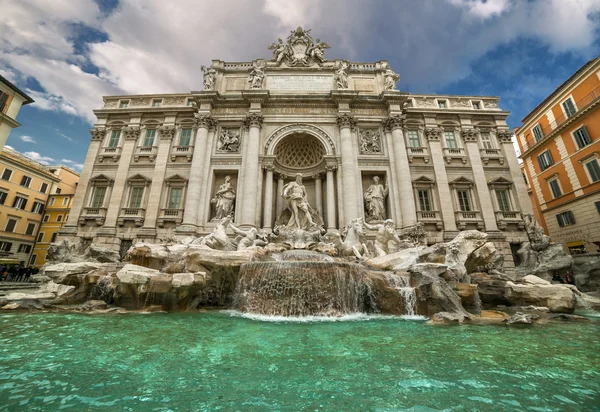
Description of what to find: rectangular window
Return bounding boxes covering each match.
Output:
[562,98,577,118]
[556,211,575,227]
[444,131,458,149]
[5,218,18,233]
[37,232,44,242]
[129,187,144,208]
[32,201,44,214]
[29,254,37,266]
[12,196,27,210]
[20,175,32,188]
[596,201,600,214]
[119,100,129,108]
[152,99,162,107]
[537,150,554,171]
[0,242,12,252]
[417,189,432,211]
[143,129,156,147]
[532,125,544,142]
[0,191,7,205]
[584,159,600,183]
[1,168,13,181]
[40,183,48,194]
[108,130,121,148]
[180,128,192,146]
[573,126,591,149]
[495,189,511,212]
[18,244,32,254]
[49,198,55,206]
[56,215,63,222]
[25,223,36,236]
[457,190,472,212]
[438,100,447,108]
[62,197,69,206]
[168,188,183,209]
[407,130,420,148]
[51,233,58,243]
[43,215,49,222]
[523,173,528,185]
[55,188,61,194]
[548,178,562,198]
[90,187,107,208]
[0,91,8,112]
[480,132,493,149]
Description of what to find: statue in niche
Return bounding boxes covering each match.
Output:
[217,129,240,152]
[281,174,319,230]
[364,176,388,222]
[229,223,268,251]
[201,65,216,91]
[359,129,382,154]
[335,61,349,89]
[383,68,399,91]
[211,175,236,220]
[248,62,265,89]
[362,218,402,257]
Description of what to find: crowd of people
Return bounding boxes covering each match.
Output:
[0,265,38,282]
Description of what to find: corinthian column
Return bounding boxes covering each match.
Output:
[497,130,533,215]
[177,113,217,233]
[262,164,274,229]
[276,173,285,218]
[239,113,264,228]
[336,114,360,224]
[383,114,417,227]
[326,165,337,230]
[313,173,323,217]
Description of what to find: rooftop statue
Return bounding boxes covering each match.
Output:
[201,65,216,91]
[267,26,329,67]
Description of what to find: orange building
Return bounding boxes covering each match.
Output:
[516,56,600,254]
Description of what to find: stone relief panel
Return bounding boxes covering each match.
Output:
[216,127,241,153]
[353,79,375,92]
[413,97,436,108]
[358,128,383,154]
[225,77,248,92]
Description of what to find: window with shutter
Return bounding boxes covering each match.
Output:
[573,126,591,149]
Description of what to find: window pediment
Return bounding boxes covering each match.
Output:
[164,174,188,183]
[89,174,114,185]
[413,176,436,187]
[488,176,513,188]
[127,174,152,184]
[449,176,475,187]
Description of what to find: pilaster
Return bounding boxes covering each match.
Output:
[336,113,360,224]
[238,113,264,228]
[497,129,533,215]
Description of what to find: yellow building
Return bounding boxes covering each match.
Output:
[0,75,34,152]
[0,148,60,265]
[32,166,79,266]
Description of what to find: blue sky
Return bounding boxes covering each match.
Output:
[1,0,599,169]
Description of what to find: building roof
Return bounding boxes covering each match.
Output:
[0,75,34,105]
[520,56,599,124]
[1,148,61,181]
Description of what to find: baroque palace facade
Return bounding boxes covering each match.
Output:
[60,28,531,270]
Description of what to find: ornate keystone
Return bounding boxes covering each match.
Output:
[158,125,176,140]
[90,128,105,140]
[194,113,218,129]
[244,113,264,129]
[461,129,479,143]
[497,130,513,143]
[382,114,405,131]
[336,113,356,129]
[425,127,443,141]
[122,126,141,140]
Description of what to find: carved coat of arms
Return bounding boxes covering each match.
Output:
[268,27,330,67]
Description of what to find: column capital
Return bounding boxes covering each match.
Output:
[382,114,406,131]
[425,127,443,141]
[122,126,141,140]
[194,112,218,130]
[90,128,105,140]
[496,129,513,144]
[336,113,356,130]
[461,128,479,143]
[244,113,264,129]
[276,172,287,180]
[312,172,323,180]
[158,125,176,141]
[263,163,275,172]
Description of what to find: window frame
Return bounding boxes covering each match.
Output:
[39,182,48,194]
[0,242,12,252]
[561,96,577,118]
[479,131,494,150]
[62,197,69,206]
[56,214,63,222]
[1,168,13,181]
[143,129,156,147]
[90,186,107,208]
[444,130,458,149]
[25,222,36,236]
[0,190,7,205]
[50,233,58,243]
[495,189,512,212]
[107,130,121,148]
[32,201,44,214]
[547,176,563,199]
[43,214,50,222]
[5,218,18,233]
[581,156,600,183]
[18,244,32,254]
[13,196,28,210]
[37,232,44,242]
[532,124,544,142]
[29,254,37,266]
[406,129,421,148]
[128,186,145,209]
[456,189,472,212]
[537,150,554,171]
[167,187,183,210]
[179,128,193,147]
[20,175,32,188]
[417,188,433,212]
[556,211,576,227]
[572,125,591,150]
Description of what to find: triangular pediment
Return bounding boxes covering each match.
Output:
[412,175,436,185]
[164,174,188,183]
[449,176,475,186]
[488,176,513,185]
[126,173,152,183]
[89,174,114,184]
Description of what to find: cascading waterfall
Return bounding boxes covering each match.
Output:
[383,272,417,316]
[233,250,376,317]
[89,276,115,303]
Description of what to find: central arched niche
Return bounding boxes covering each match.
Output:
[274,133,326,175]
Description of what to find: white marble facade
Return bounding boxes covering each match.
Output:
[60,28,531,269]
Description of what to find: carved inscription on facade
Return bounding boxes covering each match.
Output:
[225,77,248,91]
[353,79,375,92]
[263,107,337,115]
[267,75,333,91]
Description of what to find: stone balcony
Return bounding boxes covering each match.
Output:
[407,147,430,163]
[98,146,122,163]
[117,208,145,227]
[157,208,184,227]
[443,147,467,164]
[78,207,107,226]
[455,210,483,230]
[170,145,193,162]
[480,148,505,165]
[416,210,443,230]
[495,210,525,230]
[134,146,157,162]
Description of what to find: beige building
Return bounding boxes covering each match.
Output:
[0,148,60,265]
[60,28,531,271]
[32,166,79,267]
[0,75,34,151]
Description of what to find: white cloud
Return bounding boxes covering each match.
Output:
[19,135,36,143]
[60,158,83,170]
[23,151,55,165]
[448,0,512,19]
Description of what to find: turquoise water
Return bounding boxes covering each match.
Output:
[0,312,599,411]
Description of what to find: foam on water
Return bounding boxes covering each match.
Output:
[223,310,428,323]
